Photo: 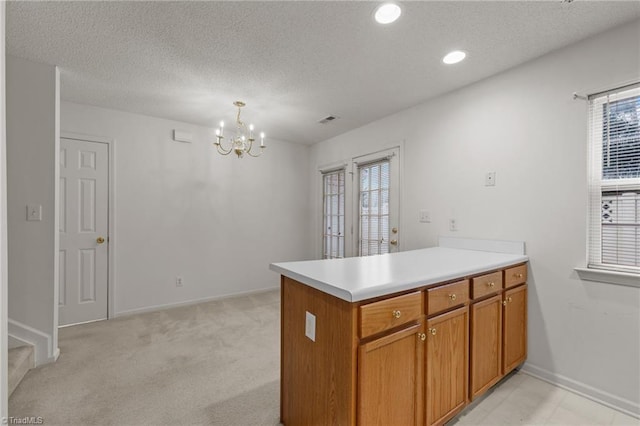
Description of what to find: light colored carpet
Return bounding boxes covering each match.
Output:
[9,290,282,426]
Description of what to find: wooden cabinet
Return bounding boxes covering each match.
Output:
[503,284,527,375]
[280,262,527,426]
[358,324,423,426]
[469,294,503,399]
[360,291,422,338]
[504,264,527,289]
[471,271,502,299]
[426,280,469,316]
[425,306,468,426]
[469,264,528,401]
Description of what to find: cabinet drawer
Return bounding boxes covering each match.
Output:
[360,291,422,338]
[471,271,502,300]
[504,264,527,289]
[427,280,469,316]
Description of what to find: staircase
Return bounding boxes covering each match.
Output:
[8,344,35,396]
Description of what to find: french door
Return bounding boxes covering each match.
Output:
[322,147,400,258]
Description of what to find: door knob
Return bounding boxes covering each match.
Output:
[96,237,105,244]
[392,227,398,234]
[390,240,398,246]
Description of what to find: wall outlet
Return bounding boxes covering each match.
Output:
[305,311,316,342]
[176,276,184,287]
[26,204,42,221]
[419,210,431,223]
[450,218,458,231]
[485,171,496,186]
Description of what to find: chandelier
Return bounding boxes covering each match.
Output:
[214,101,266,158]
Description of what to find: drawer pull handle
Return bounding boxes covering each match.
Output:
[392,310,401,319]
[449,294,457,301]
[418,333,426,341]
[429,328,437,336]
[515,273,524,279]
[487,282,495,288]
[502,296,513,307]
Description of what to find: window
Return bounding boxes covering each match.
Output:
[587,84,640,274]
[322,169,345,259]
[358,160,391,256]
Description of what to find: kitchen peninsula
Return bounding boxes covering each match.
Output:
[270,238,529,426]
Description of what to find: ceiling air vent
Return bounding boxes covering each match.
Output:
[318,115,338,124]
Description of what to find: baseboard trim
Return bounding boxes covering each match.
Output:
[114,286,280,318]
[7,319,56,367]
[521,362,640,418]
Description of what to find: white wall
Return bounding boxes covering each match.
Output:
[61,102,311,315]
[6,55,59,363]
[310,21,640,415]
[1,1,9,419]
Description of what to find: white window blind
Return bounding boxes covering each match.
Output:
[358,160,390,256]
[322,169,345,259]
[587,84,640,273]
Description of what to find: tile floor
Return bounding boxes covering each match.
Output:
[449,372,639,426]
[447,372,640,426]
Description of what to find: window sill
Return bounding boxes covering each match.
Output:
[575,267,640,288]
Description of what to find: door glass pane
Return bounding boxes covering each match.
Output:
[371,165,379,190]
[322,169,346,259]
[358,160,391,257]
[361,168,369,191]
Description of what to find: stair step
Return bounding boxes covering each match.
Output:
[8,345,34,397]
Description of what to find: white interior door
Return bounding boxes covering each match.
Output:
[353,147,400,256]
[59,138,109,326]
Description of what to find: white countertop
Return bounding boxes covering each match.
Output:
[270,247,528,302]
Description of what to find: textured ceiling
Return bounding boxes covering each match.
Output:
[7,1,640,145]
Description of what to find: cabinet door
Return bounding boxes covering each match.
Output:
[503,284,527,374]
[470,294,503,400]
[358,324,423,426]
[425,306,469,426]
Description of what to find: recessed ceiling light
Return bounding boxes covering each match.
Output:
[443,50,467,65]
[374,3,402,24]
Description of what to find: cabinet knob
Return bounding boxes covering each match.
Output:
[392,310,401,319]
[418,333,426,341]
[449,294,457,301]
[515,273,523,279]
[487,282,495,288]
[429,328,437,336]
[508,296,513,303]
[502,300,508,306]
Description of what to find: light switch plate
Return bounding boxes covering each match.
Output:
[27,204,42,221]
[419,210,431,223]
[305,311,316,342]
